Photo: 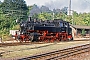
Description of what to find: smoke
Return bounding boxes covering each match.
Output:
[44,0,90,13]
[45,0,68,10]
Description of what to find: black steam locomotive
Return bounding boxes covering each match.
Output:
[14,17,73,42]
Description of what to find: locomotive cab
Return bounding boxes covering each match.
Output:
[53,19,73,41]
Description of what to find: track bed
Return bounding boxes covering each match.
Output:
[0,40,90,60]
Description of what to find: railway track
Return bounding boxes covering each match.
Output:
[0,43,56,57]
[0,39,89,47]
[0,42,45,47]
[18,44,90,60]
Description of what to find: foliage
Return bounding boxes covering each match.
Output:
[81,29,85,36]
[0,0,28,36]
[12,24,20,30]
[72,12,90,25]
[1,0,28,20]
[38,13,52,20]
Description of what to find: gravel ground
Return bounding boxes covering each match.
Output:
[61,51,90,60]
[0,40,90,60]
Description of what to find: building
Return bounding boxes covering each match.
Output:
[10,30,20,35]
[71,25,90,39]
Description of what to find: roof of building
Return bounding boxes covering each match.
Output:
[71,25,90,29]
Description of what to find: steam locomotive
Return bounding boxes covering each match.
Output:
[14,17,73,42]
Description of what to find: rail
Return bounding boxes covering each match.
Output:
[0,42,45,47]
[18,44,90,60]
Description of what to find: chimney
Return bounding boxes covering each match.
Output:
[28,16,31,21]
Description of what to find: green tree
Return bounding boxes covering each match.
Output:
[82,29,85,36]
[38,12,52,20]
[0,0,28,35]
[1,0,28,20]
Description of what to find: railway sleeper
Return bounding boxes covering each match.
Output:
[46,46,90,60]
[18,44,90,60]
[47,47,90,60]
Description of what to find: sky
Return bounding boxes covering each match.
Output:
[1,0,90,13]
